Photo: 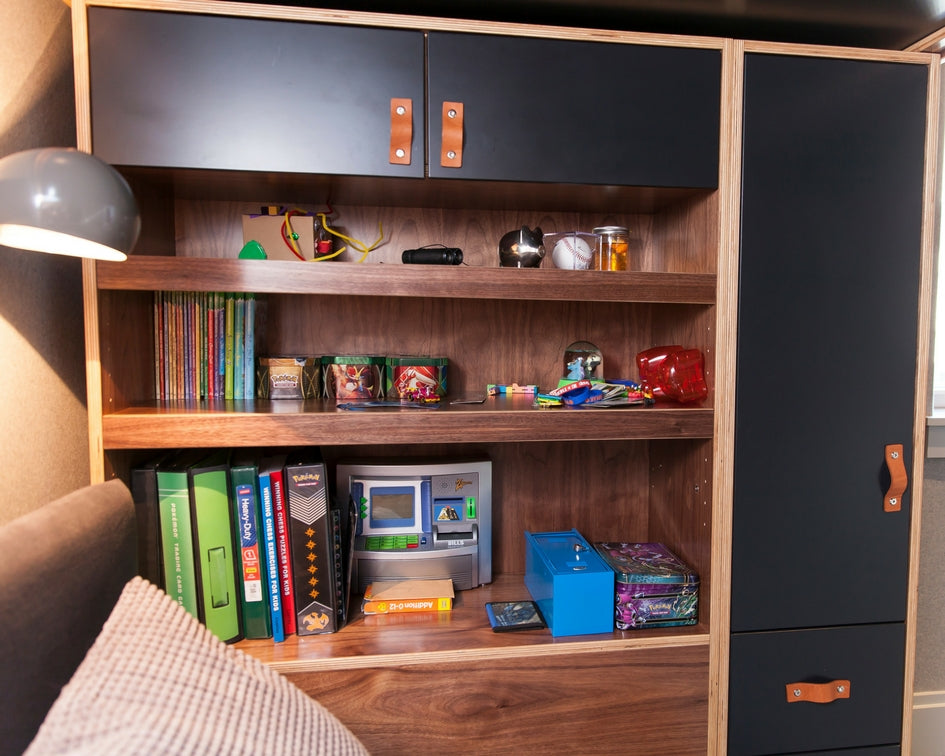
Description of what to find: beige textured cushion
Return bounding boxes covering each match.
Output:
[26,577,369,755]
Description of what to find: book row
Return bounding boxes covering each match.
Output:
[131,447,353,643]
[153,291,256,402]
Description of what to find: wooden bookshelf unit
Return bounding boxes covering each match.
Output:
[73,1,938,753]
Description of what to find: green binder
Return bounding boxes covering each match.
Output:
[189,449,241,643]
[157,452,201,620]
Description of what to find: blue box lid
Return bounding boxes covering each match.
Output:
[528,530,611,575]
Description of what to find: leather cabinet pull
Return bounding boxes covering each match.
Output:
[440,101,464,168]
[390,98,412,165]
[884,443,907,513]
[785,680,851,704]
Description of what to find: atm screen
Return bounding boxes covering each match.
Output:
[370,487,416,528]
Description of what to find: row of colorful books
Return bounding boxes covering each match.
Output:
[131,447,353,643]
[153,291,256,402]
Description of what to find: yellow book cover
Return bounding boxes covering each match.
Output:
[361,579,454,614]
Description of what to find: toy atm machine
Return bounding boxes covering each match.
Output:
[336,459,492,592]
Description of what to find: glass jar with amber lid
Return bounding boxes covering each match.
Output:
[592,226,629,271]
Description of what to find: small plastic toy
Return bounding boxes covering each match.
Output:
[238,239,267,259]
[562,341,603,381]
[487,383,538,396]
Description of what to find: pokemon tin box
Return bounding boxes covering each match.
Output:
[593,542,698,629]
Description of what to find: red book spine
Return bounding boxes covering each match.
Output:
[206,295,215,399]
[270,467,297,635]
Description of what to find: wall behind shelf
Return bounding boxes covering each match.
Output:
[170,194,716,275]
[0,0,90,525]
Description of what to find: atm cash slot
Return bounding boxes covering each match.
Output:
[434,523,477,548]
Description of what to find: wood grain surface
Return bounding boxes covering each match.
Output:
[272,638,709,755]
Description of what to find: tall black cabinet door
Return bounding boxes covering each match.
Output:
[732,54,928,633]
[426,32,721,187]
[87,8,425,177]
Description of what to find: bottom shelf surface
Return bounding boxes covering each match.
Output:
[237,573,710,671]
[237,575,711,755]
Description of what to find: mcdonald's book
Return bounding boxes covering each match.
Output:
[284,450,338,635]
[229,453,272,640]
[188,450,241,644]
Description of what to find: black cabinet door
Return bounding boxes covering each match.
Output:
[88,8,425,177]
[801,749,899,755]
[426,32,721,187]
[728,624,905,755]
[731,53,927,632]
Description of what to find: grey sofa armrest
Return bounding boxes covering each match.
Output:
[0,480,136,756]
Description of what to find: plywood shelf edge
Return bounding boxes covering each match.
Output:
[101,400,714,448]
[96,256,717,304]
[246,631,711,674]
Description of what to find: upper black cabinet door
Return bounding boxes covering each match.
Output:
[731,54,928,632]
[426,33,721,187]
[88,8,425,177]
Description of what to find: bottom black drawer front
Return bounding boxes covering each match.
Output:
[783,748,899,755]
[728,623,905,755]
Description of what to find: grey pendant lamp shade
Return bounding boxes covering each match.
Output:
[0,148,139,261]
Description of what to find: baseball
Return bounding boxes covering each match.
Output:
[552,236,593,270]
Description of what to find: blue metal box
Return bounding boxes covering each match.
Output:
[524,529,614,637]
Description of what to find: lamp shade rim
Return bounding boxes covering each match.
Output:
[0,147,139,259]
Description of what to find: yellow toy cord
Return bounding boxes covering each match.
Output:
[315,212,384,263]
[282,207,385,262]
[281,211,306,260]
